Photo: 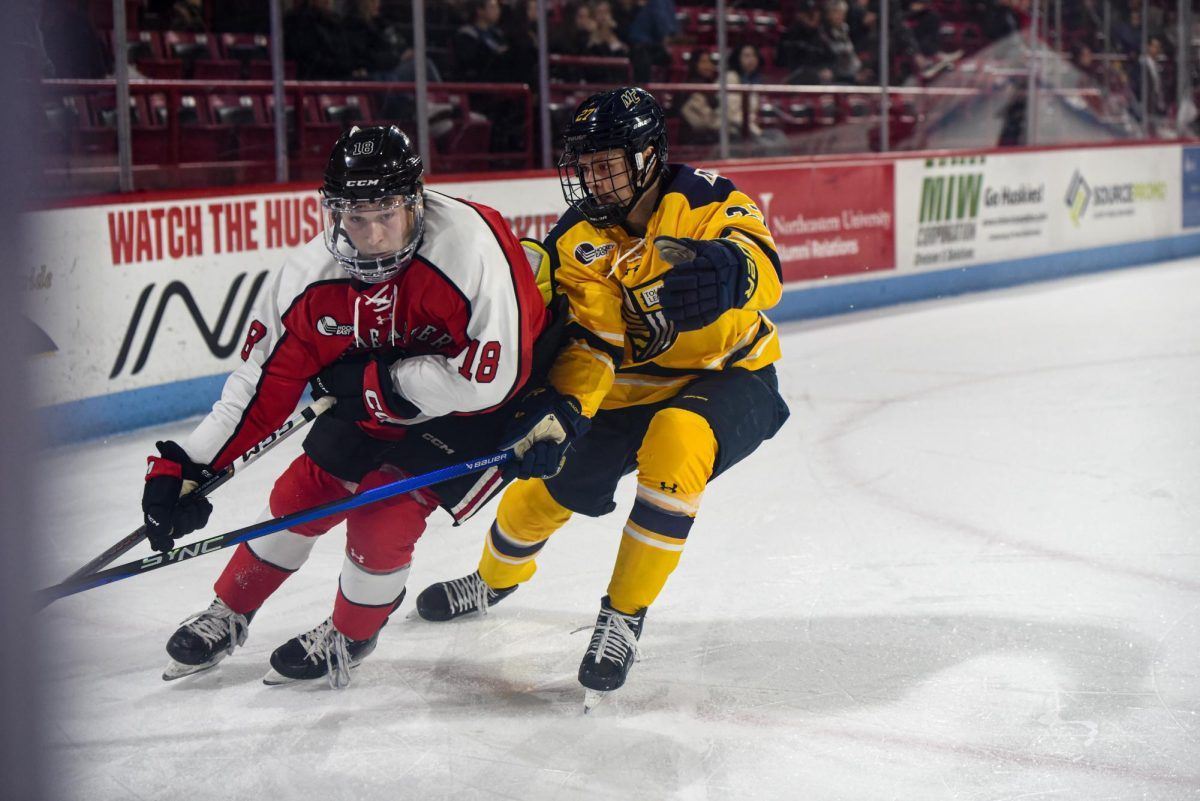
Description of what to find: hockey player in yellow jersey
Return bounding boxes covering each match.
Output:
[416,87,790,708]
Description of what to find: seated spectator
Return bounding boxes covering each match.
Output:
[344,0,405,80]
[452,0,509,81]
[169,0,207,32]
[904,0,943,59]
[285,0,354,80]
[778,0,835,84]
[585,0,629,58]
[846,0,877,52]
[625,0,680,82]
[680,49,785,154]
[680,51,726,145]
[732,44,765,85]
[980,0,1021,43]
[823,0,863,83]
[550,2,596,55]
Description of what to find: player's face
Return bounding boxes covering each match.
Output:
[578,149,635,205]
[339,202,413,257]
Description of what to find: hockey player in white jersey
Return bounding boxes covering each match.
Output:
[141,125,550,687]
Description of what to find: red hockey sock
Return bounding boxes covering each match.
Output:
[332,586,404,641]
[213,543,294,615]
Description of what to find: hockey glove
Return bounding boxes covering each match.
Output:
[501,386,591,480]
[310,358,420,425]
[142,441,215,553]
[655,235,756,331]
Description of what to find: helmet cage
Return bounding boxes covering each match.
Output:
[320,192,425,284]
[558,143,661,229]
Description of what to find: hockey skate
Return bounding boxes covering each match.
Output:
[415,571,516,621]
[162,597,256,681]
[577,596,645,713]
[262,616,381,689]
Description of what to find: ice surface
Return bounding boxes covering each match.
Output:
[39,259,1200,800]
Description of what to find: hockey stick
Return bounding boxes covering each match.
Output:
[35,450,512,608]
[54,396,336,588]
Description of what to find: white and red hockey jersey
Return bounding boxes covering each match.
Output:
[181,191,548,471]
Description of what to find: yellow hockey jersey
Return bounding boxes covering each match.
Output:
[535,164,783,416]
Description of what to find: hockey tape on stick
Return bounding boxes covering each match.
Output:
[35,449,512,608]
[49,397,337,594]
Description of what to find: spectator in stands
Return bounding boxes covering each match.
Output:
[904,0,944,59]
[823,0,864,83]
[1113,4,1143,56]
[679,48,785,155]
[778,0,835,84]
[168,0,207,32]
[344,0,406,80]
[550,2,596,54]
[1064,0,1104,50]
[285,0,355,80]
[1070,42,1106,85]
[980,0,1021,43]
[586,0,629,57]
[500,0,539,85]
[41,0,107,79]
[452,0,509,81]
[732,44,766,85]
[625,0,680,82]
[1133,34,1169,127]
[846,0,878,53]
[679,50,728,145]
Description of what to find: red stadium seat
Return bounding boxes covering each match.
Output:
[218,33,270,63]
[193,60,243,80]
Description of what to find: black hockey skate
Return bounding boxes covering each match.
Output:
[162,597,256,681]
[415,571,516,621]
[577,596,645,712]
[262,616,382,689]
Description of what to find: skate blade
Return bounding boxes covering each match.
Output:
[582,688,609,714]
[261,667,301,686]
[262,662,363,687]
[162,657,221,681]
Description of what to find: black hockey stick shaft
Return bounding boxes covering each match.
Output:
[35,450,511,608]
[57,397,336,586]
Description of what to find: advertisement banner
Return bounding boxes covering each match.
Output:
[895,145,1180,272]
[1182,146,1200,229]
[895,153,1051,271]
[722,162,895,282]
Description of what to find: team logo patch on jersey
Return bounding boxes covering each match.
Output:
[316,316,354,337]
[621,277,677,363]
[574,241,616,265]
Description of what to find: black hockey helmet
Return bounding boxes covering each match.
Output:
[558,87,669,228]
[321,125,425,282]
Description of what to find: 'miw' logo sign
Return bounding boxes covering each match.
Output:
[916,156,984,248]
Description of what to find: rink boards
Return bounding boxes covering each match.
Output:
[27,141,1200,440]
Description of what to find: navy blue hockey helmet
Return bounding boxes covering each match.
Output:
[321,125,425,283]
[558,87,669,228]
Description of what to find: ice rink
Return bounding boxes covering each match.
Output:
[39,257,1200,800]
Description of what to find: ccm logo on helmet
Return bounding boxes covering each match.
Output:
[345,179,381,187]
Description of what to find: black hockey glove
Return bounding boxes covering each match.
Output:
[500,386,591,480]
[656,235,757,331]
[142,441,215,553]
[310,358,421,425]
